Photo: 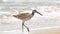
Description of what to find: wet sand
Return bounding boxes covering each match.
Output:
[29,27,60,34]
[29,31,60,34]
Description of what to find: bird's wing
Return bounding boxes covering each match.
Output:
[17,13,31,19]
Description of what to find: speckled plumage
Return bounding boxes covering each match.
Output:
[14,13,33,21]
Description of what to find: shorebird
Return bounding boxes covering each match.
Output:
[13,10,43,32]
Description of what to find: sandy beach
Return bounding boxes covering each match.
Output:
[0,0,60,34]
[29,27,60,34]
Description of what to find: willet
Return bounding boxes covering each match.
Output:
[13,10,43,32]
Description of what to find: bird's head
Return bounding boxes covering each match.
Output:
[32,10,43,16]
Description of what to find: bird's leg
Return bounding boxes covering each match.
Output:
[22,21,24,32]
[22,21,30,32]
[24,24,30,32]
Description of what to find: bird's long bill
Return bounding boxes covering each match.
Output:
[36,11,43,16]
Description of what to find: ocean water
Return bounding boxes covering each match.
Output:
[0,2,60,34]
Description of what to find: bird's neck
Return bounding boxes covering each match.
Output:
[32,12,35,16]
